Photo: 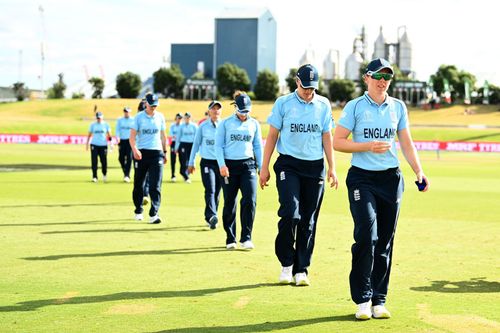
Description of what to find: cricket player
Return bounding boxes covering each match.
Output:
[215,92,262,250]
[130,93,167,224]
[334,58,430,320]
[259,64,338,287]
[86,111,112,183]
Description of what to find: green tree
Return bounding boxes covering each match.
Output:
[153,65,185,98]
[285,68,298,92]
[12,82,28,101]
[115,71,141,98]
[254,69,279,101]
[88,77,105,99]
[429,65,461,100]
[328,79,356,103]
[216,63,251,97]
[47,73,67,99]
[72,92,85,99]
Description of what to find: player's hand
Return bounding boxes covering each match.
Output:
[370,141,391,154]
[219,166,229,178]
[133,149,142,160]
[416,172,430,192]
[327,168,338,189]
[188,166,195,174]
[259,167,270,189]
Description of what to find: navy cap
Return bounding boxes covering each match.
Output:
[175,113,182,119]
[233,94,252,114]
[123,107,131,112]
[145,93,159,106]
[365,58,394,74]
[296,64,319,89]
[184,112,191,117]
[96,111,104,119]
[208,100,222,110]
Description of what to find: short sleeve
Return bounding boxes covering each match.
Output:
[132,115,139,131]
[322,105,334,133]
[267,98,283,130]
[397,101,409,131]
[337,100,356,131]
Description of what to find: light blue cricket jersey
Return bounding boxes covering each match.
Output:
[89,121,110,146]
[215,114,263,169]
[116,116,134,140]
[132,111,166,150]
[188,120,218,166]
[338,92,409,171]
[169,122,181,142]
[267,91,334,161]
[174,122,198,150]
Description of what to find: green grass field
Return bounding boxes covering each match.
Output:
[0,99,499,332]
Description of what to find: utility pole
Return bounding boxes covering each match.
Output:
[39,5,46,98]
[18,50,23,82]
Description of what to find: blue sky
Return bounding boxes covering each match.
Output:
[0,0,498,94]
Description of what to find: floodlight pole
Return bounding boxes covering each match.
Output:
[39,5,46,98]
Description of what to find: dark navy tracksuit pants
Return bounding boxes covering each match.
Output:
[170,140,178,179]
[222,158,257,245]
[346,166,404,306]
[274,154,325,275]
[178,142,193,181]
[200,158,222,223]
[133,149,164,217]
[90,144,107,178]
[118,139,132,178]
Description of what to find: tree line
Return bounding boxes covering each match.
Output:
[10,63,500,105]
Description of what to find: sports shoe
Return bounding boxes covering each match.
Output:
[134,213,143,221]
[171,177,177,183]
[208,216,218,229]
[294,272,310,286]
[143,197,149,205]
[226,242,237,250]
[92,178,97,183]
[278,265,293,284]
[149,215,161,224]
[124,176,130,183]
[372,305,391,319]
[185,178,192,184]
[103,176,107,182]
[240,240,254,250]
[355,301,372,320]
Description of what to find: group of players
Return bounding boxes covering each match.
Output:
[86,59,430,320]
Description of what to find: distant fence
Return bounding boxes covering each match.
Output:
[1,133,500,153]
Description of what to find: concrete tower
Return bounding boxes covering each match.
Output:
[373,26,386,59]
[323,49,340,80]
[345,37,364,81]
[398,27,412,75]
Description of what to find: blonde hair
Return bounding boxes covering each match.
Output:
[233,90,247,100]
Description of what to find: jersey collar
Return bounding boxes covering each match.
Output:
[294,90,317,105]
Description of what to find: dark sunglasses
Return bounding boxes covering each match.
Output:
[369,72,393,81]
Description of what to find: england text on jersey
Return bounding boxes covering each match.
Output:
[290,123,321,133]
[363,128,395,139]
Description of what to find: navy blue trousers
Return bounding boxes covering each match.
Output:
[221,158,257,245]
[170,141,178,179]
[133,150,164,217]
[178,142,193,181]
[118,139,132,178]
[90,144,107,178]
[346,166,404,306]
[200,158,222,223]
[273,155,325,275]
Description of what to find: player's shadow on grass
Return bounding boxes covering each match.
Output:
[150,315,355,333]
[410,277,500,293]
[0,218,131,227]
[40,225,207,234]
[22,246,227,261]
[0,202,129,209]
[0,283,282,312]
[0,163,88,172]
